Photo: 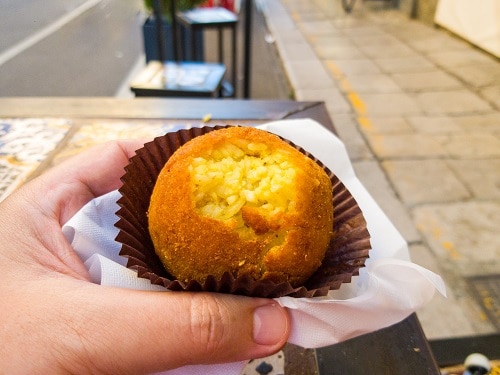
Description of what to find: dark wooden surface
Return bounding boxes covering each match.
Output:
[0,98,326,122]
[316,313,440,374]
[0,97,439,374]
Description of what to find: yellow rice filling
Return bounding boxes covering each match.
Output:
[188,140,297,225]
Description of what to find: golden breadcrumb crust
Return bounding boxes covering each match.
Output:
[148,127,333,287]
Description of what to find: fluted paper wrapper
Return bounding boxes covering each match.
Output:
[115,126,371,298]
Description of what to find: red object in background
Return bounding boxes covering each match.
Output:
[199,0,235,11]
[199,0,214,7]
[219,0,235,11]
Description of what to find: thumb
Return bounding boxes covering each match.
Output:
[67,285,290,374]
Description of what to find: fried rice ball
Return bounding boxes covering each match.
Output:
[148,126,333,287]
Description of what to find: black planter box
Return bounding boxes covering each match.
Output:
[142,17,204,62]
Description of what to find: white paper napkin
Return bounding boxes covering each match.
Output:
[62,119,446,374]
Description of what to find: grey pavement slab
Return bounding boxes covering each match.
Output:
[314,44,365,60]
[348,33,404,48]
[445,63,500,88]
[284,59,336,90]
[342,73,402,93]
[295,87,352,114]
[410,243,480,339]
[433,133,500,158]
[391,71,465,92]
[360,116,414,134]
[406,115,463,133]
[453,112,500,132]
[366,133,447,158]
[415,90,493,115]
[278,40,319,62]
[427,49,498,69]
[447,159,500,200]
[381,159,471,205]
[353,160,421,243]
[403,32,471,54]
[323,113,374,161]
[413,202,500,277]
[480,85,500,109]
[330,58,382,76]
[298,20,339,35]
[356,42,419,59]
[356,92,422,115]
[373,55,437,74]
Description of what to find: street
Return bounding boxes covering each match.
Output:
[0,0,291,99]
[0,0,144,96]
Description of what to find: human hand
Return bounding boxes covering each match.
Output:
[0,141,290,374]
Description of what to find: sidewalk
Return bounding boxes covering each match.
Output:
[262,0,500,340]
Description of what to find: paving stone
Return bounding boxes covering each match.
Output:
[342,73,402,93]
[263,0,298,31]
[309,35,356,48]
[358,116,413,134]
[314,44,365,59]
[329,58,382,76]
[352,160,421,243]
[340,25,387,37]
[406,115,462,133]
[358,92,421,115]
[447,159,500,200]
[278,40,319,62]
[284,60,335,89]
[404,33,470,54]
[373,55,437,74]
[427,49,497,68]
[382,159,471,205]
[349,33,403,48]
[298,20,339,35]
[391,70,464,92]
[412,201,500,274]
[444,63,500,88]
[415,90,493,115]
[409,244,479,340]
[383,22,437,43]
[433,133,500,158]
[271,28,307,45]
[295,87,352,114]
[453,112,500,132]
[415,265,497,337]
[479,85,500,110]
[366,133,447,158]
[356,43,418,59]
[326,113,374,161]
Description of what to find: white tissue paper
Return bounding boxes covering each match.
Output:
[62,119,446,375]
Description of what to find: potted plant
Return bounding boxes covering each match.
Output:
[142,0,207,62]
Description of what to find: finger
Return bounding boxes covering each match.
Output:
[24,140,146,224]
[59,286,290,374]
[60,140,146,198]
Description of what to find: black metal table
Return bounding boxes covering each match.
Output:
[177,7,238,97]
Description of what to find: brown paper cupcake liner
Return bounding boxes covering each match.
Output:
[115,125,371,298]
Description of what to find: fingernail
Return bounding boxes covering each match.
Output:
[253,303,288,345]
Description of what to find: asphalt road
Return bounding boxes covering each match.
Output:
[0,0,290,99]
[0,0,144,96]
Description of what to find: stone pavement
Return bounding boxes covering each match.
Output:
[261,0,500,340]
